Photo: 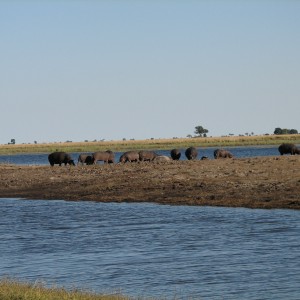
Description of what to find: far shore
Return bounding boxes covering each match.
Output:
[1,134,300,155]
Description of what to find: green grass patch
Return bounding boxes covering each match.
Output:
[0,278,131,300]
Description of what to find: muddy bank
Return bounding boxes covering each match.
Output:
[0,156,299,209]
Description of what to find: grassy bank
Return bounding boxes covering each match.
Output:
[1,134,300,155]
[0,279,131,300]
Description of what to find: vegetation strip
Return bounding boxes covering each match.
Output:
[0,278,131,300]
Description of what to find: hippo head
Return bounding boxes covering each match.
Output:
[295,148,300,155]
[85,156,94,165]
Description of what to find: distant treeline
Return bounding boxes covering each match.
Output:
[274,128,298,135]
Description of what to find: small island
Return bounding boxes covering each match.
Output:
[0,155,299,210]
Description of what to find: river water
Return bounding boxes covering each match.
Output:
[1,198,300,299]
[0,146,281,165]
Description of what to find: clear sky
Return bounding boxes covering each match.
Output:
[1,1,299,144]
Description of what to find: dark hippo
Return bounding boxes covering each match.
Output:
[77,154,93,165]
[185,147,198,160]
[119,151,139,163]
[92,150,115,164]
[48,152,75,166]
[278,143,300,155]
[170,149,181,160]
[139,150,158,162]
[214,149,233,159]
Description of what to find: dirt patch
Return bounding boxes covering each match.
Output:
[0,156,299,209]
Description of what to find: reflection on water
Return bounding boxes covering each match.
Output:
[1,199,300,299]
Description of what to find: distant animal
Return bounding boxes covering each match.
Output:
[139,150,158,162]
[92,150,115,164]
[278,143,300,155]
[170,149,181,160]
[214,149,233,159]
[119,151,139,163]
[77,154,93,165]
[153,155,171,162]
[48,152,75,166]
[185,147,198,160]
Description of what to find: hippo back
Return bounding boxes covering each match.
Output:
[139,150,158,161]
[170,149,181,160]
[214,149,233,159]
[278,143,298,155]
[153,155,171,162]
[48,151,75,166]
[119,151,139,163]
[93,150,115,163]
[185,147,198,160]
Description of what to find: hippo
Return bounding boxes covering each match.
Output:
[278,143,300,155]
[139,150,158,162]
[77,154,93,165]
[92,150,115,164]
[48,152,75,166]
[119,151,139,163]
[153,155,171,162]
[170,149,181,160]
[214,149,233,159]
[185,147,198,160]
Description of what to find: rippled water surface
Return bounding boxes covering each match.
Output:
[1,199,300,299]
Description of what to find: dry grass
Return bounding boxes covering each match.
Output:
[1,135,300,155]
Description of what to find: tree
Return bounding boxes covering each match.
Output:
[274,127,298,135]
[274,127,282,135]
[290,129,298,134]
[194,125,209,137]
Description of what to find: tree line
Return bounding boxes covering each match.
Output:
[190,125,299,138]
[274,128,298,135]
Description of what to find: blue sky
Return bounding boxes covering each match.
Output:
[1,1,299,144]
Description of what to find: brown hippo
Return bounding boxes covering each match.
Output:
[278,143,300,155]
[170,149,181,160]
[139,150,158,162]
[92,150,114,164]
[48,152,75,166]
[119,151,139,163]
[185,147,198,160]
[77,154,93,165]
[214,149,233,159]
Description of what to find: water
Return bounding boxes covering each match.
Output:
[1,198,300,299]
[0,146,280,165]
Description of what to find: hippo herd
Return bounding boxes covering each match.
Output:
[48,143,300,166]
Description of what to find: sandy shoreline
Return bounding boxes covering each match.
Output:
[0,155,299,209]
